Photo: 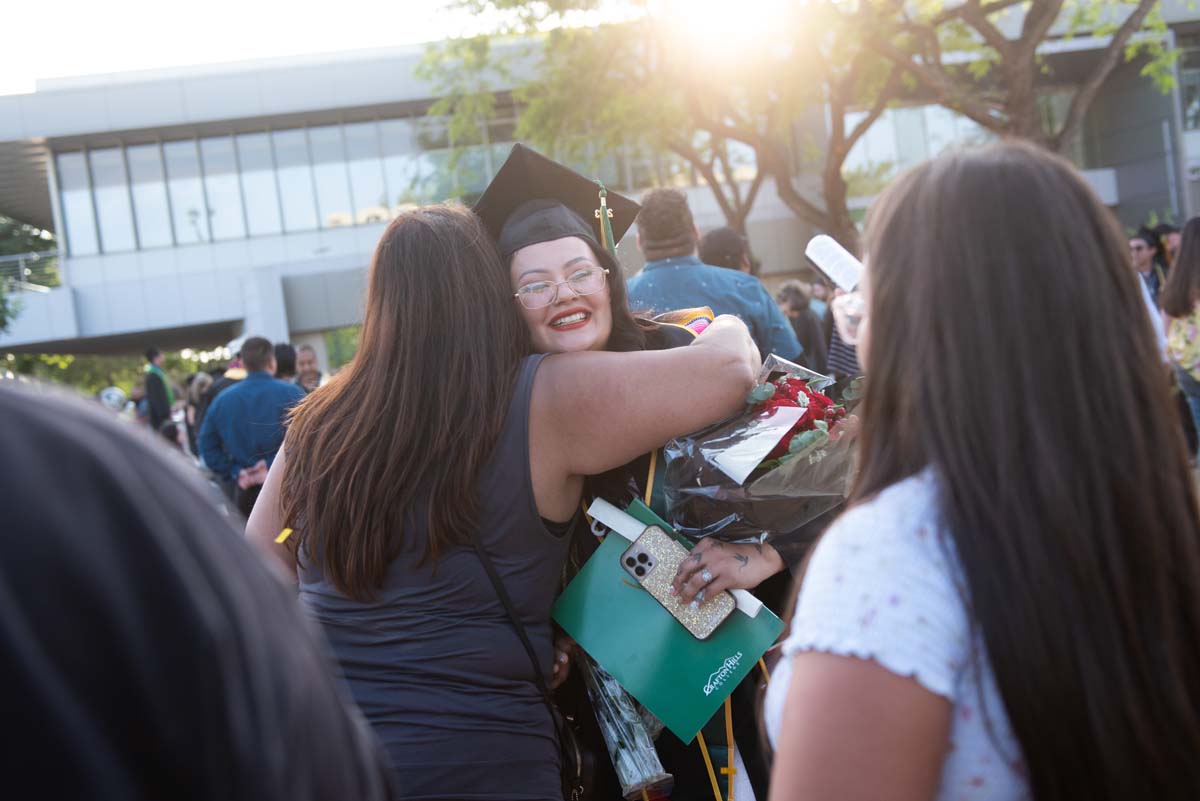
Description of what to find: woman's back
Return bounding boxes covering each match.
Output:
[299,355,568,800]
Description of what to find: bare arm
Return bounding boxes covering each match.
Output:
[533,314,758,476]
[245,447,298,579]
[769,652,952,801]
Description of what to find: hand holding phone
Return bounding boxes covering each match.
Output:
[621,526,735,640]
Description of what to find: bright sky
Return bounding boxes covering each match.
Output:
[0,0,479,96]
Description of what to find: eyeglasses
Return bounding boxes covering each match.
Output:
[514,267,609,309]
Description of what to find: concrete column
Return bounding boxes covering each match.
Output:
[240,269,290,344]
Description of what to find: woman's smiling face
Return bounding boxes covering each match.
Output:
[510,236,614,354]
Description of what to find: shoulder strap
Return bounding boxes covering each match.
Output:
[465,529,561,726]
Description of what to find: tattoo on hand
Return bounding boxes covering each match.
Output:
[734,554,749,570]
[753,543,763,555]
[690,552,703,564]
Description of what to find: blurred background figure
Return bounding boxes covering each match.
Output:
[185,371,214,457]
[273,343,297,383]
[1131,227,1166,303]
[698,226,753,273]
[198,336,303,518]
[143,346,174,432]
[1160,217,1200,460]
[294,345,325,394]
[775,280,828,374]
[628,188,802,361]
[1156,222,1182,270]
[0,381,396,801]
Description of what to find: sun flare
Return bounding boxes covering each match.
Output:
[659,0,799,50]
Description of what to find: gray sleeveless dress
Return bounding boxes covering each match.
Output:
[299,355,571,800]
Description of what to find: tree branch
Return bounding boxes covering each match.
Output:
[865,33,1003,130]
[844,65,904,155]
[958,0,1014,57]
[1051,0,1158,151]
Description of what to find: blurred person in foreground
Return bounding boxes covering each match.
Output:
[776,280,829,374]
[246,203,757,800]
[0,381,395,801]
[294,344,325,394]
[766,141,1200,801]
[1160,217,1200,454]
[143,346,174,431]
[198,336,303,518]
[628,188,802,361]
[699,225,753,273]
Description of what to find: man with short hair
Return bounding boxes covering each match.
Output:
[294,344,325,394]
[628,188,802,361]
[198,336,304,517]
[1131,228,1165,303]
[143,347,173,431]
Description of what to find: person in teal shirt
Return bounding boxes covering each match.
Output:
[627,188,803,362]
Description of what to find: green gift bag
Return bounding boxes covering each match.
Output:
[553,498,785,743]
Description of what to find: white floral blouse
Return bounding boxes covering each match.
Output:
[763,470,1031,800]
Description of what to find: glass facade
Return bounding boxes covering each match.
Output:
[57,152,99,256]
[126,144,174,248]
[54,114,753,256]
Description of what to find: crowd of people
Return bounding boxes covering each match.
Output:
[7,139,1200,801]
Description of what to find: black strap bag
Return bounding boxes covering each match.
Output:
[467,530,594,801]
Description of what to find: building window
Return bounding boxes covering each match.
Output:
[236,133,283,236]
[343,121,389,224]
[380,118,424,210]
[308,125,354,228]
[126,144,174,249]
[163,140,210,244]
[199,137,246,240]
[1182,48,1200,131]
[56,152,99,256]
[272,129,319,232]
[88,147,138,252]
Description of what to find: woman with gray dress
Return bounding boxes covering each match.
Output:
[247,203,758,800]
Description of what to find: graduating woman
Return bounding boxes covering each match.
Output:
[475,145,807,801]
[247,202,758,800]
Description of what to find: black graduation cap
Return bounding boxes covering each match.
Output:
[474,143,640,260]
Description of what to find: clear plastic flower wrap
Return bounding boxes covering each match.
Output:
[662,354,863,546]
[579,657,673,800]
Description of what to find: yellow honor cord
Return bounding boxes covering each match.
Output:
[643,449,658,509]
[696,731,724,801]
[275,527,293,544]
[722,697,736,801]
[758,657,771,684]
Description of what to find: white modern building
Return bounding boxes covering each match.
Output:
[1,7,1199,358]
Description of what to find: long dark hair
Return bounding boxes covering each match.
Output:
[857,141,1200,799]
[1159,217,1200,318]
[281,204,527,600]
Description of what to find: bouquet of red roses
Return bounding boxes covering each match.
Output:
[662,355,862,547]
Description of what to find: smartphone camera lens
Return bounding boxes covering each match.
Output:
[625,557,637,568]
[637,553,649,564]
[634,566,646,577]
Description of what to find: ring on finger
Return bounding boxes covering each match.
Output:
[701,569,714,584]
[696,589,707,603]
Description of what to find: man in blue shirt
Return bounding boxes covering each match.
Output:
[627,188,803,362]
[199,336,305,517]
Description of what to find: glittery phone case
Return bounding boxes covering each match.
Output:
[620,526,735,640]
